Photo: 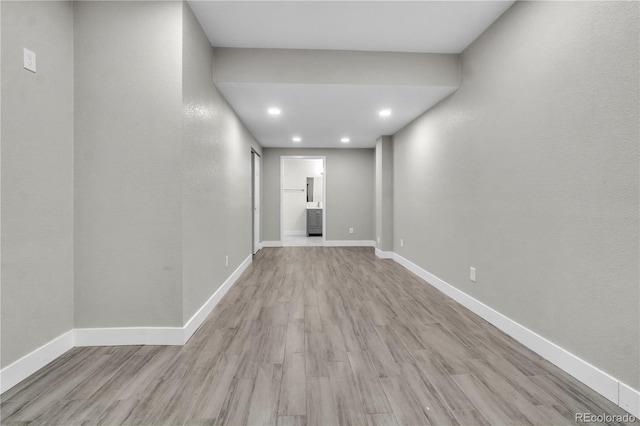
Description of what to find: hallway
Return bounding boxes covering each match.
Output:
[1,247,634,425]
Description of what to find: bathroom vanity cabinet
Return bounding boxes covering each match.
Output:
[307,208,323,236]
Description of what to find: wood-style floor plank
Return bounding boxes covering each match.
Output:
[347,351,391,414]
[276,415,306,426]
[397,362,459,426]
[246,363,283,426]
[189,355,239,421]
[306,376,338,426]
[379,377,429,426]
[1,247,636,425]
[451,373,531,426]
[278,353,306,417]
[326,361,367,426]
[452,409,491,426]
[366,412,398,426]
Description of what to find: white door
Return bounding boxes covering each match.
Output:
[252,151,261,254]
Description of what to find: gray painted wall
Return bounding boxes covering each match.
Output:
[182,3,261,323]
[1,2,264,365]
[214,48,460,87]
[262,148,374,242]
[393,1,639,388]
[1,1,74,367]
[74,1,184,327]
[375,136,393,251]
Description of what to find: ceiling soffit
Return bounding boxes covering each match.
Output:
[213,48,460,148]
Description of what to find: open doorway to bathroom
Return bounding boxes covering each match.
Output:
[280,156,326,246]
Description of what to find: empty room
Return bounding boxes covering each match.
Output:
[1,1,638,425]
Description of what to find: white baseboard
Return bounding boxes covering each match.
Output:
[375,248,394,259]
[391,252,638,416]
[261,241,283,247]
[324,240,376,247]
[1,255,253,395]
[619,382,640,418]
[0,330,74,394]
[74,327,184,347]
[284,231,306,236]
[75,254,253,347]
[264,240,375,248]
[183,254,252,343]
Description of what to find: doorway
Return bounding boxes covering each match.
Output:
[251,150,261,254]
[280,156,326,246]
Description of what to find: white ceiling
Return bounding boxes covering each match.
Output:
[188,1,514,54]
[188,1,515,148]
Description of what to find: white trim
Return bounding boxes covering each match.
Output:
[1,255,253,394]
[324,240,376,247]
[284,230,306,236]
[74,327,184,347]
[619,382,640,418]
[391,251,637,415]
[0,330,74,394]
[261,240,283,248]
[183,254,252,343]
[375,248,394,259]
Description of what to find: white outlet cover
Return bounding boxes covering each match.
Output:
[400,238,404,247]
[23,48,36,73]
[470,267,477,282]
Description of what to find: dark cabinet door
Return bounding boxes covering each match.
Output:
[307,209,323,236]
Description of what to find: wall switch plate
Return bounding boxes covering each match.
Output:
[470,267,476,282]
[400,238,404,248]
[377,237,380,244]
[349,227,354,234]
[23,48,36,73]
[225,255,229,267]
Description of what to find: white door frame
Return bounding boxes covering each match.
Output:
[252,150,261,254]
[280,155,327,244]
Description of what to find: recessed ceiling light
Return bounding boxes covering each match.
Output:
[267,107,281,115]
[341,137,350,143]
[379,109,392,117]
[292,136,301,142]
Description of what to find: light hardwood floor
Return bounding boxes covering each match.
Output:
[1,247,636,425]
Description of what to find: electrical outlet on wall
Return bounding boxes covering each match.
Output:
[470,267,476,282]
[349,227,354,234]
[377,236,380,244]
[225,255,229,268]
[400,238,404,248]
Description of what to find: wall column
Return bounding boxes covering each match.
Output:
[375,136,393,253]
